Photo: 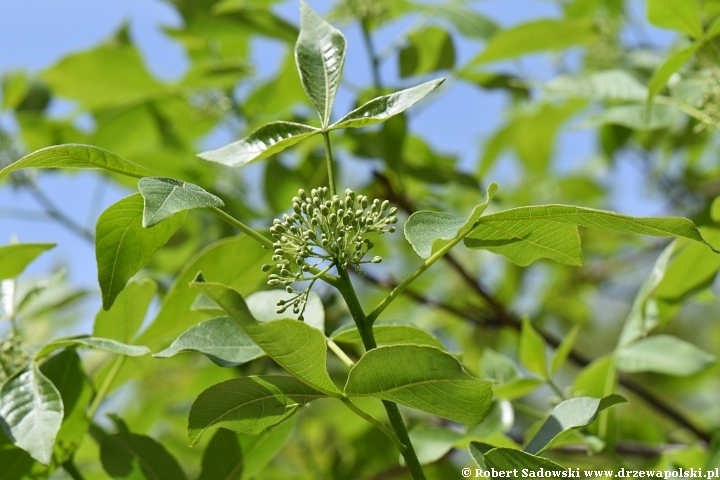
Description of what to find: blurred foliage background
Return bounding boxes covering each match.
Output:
[1,0,720,478]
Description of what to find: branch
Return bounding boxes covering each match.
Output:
[372,171,713,444]
[25,181,94,242]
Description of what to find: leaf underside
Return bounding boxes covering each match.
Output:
[138,177,224,227]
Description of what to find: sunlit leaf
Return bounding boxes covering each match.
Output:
[0,144,155,183]
[187,375,323,444]
[295,1,346,127]
[331,79,444,130]
[475,447,565,472]
[617,335,716,376]
[647,43,700,103]
[647,0,702,38]
[0,363,63,465]
[580,104,682,131]
[96,193,185,310]
[100,433,187,480]
[138,177,224,227]
[465,204,717,266]
[190,275,342,396]
[550,325,580,375]
[399,27,455,78]
[436,3,499,40]
[524,395,626,454]
[331,323,444,349]
[405,183,497,259]
[93,279,156,343]
[546,70,648,102]
[246,289,325,333]
[472,19,597,64]
[33,336,150,360]
[520,319,547,378]
[197,121,320,167]
[408,426,463,465]
[345,345,492,425]
[154,316,263,367]
[0,243,55,280]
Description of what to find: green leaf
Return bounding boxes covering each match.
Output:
[0,363,63,464]
[706,16,720,40]
[198,429,242,480]
[399,27,455,78]
[100,433,187,480]
[550,325,580,375]
[647,0,702,38]
[647,43,700,103]
[138,177,224,227]
[0,144,156,183]
[408,426,463,465]
[345,345,492,425]
[435,3,499,40]
[472,19,597,64]
[617,335,716,376]
[331,323,444,349]
[197,121,320,167]
[546,70,648,102]
[41,41,167,110]
[405,183,497,259]
[465,204,718,266]
[295,1,346,127]
[617,242,677,347]
[581,104,682,131]
[466,400,514,439]
[154,316,264,367]
[190,276,342,396]
[240,416,297,478]
[331,79,444,130]
[39,349,92,465]
[480,349,519,384]
[524,395,626,454]
[480,447,565,472]
[187,375,323,445]
[492,379,543,400]
[0,243,55,280]
[93,279,156,343]
[33,336,151,360]
[96,193,185,310]
[519,319,547,378]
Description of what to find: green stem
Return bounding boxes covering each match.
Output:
[547,379,565,399]
[210,207,273,249]
[87,356,124,419]
[327,339,355,368]
[335,265,426,480]
[322,131,337,197]
[210,207,340,287]
[341,398,405,452]
[365,235,465,326]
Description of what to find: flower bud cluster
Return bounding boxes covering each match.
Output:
[263,187,397,317]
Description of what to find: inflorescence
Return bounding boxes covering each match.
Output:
[263,187,398,319]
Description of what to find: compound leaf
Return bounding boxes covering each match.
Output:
[0,243,55,279]
[96,193,185,310]
[617,335,716,376]
[294,1,346,127]
[197,121,320,167]
[524,395,626,454]
[138,177,224,227]
[344,345,492,425]
[331,79,444,130]
[405,183,497,259]
[190,275,342,396]
[154,316,264,367]
[0,144,155,182]
[0,363,63,465]
[187,375,323,445]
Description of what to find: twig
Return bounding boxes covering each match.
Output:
[372,171,713,443]
[25,182,94,242]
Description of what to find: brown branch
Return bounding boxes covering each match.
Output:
[372,171,713,444]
